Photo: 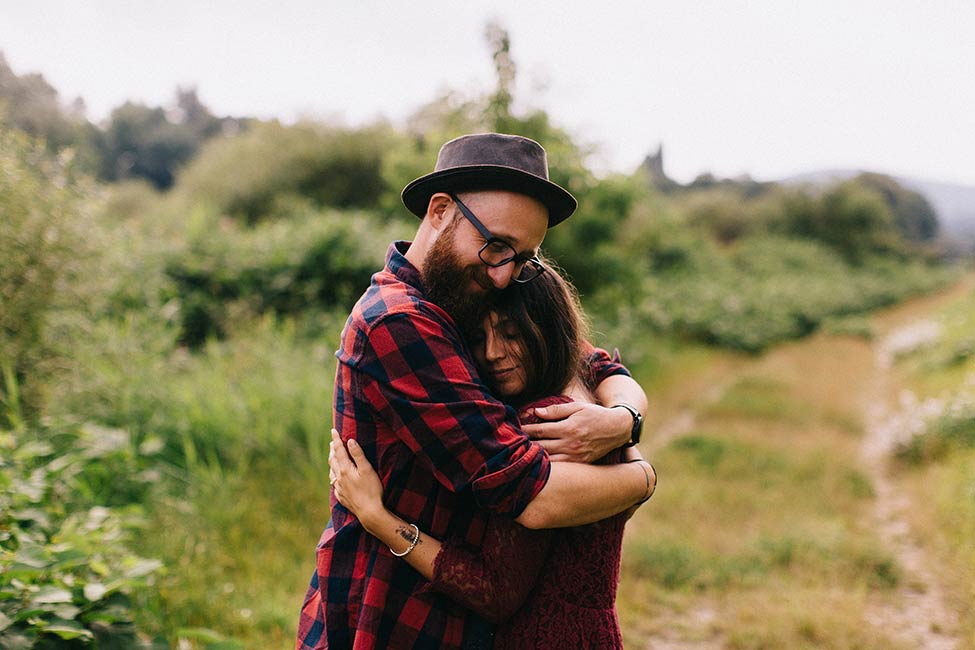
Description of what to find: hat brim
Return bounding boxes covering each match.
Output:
[401,165,577,227]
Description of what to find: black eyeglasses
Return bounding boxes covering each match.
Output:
[449,194,545,284]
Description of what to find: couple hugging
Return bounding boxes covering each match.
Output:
[297,133,656,650]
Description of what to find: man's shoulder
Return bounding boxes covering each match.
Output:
[348,270,454,340]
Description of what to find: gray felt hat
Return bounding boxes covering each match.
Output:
[401,133,577,226]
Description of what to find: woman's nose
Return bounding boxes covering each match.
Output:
[484,329,505,362]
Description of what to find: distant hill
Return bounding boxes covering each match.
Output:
[782,170,975,238]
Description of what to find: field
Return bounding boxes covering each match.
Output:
[2,116,972,649]
[618,277,974,649]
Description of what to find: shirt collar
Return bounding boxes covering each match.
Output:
[385,240,423,289]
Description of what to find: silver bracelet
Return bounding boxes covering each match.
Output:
[389,523,420,557]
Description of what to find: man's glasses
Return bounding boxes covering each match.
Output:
[449,194,545,284]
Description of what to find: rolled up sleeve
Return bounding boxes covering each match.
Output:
[356,307,551,517]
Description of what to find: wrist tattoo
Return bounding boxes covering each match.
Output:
[397,525,421,545]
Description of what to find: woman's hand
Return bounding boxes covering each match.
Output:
[329,429,387,532]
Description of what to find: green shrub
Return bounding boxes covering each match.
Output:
[627,237,952,352]
[896,402,975,463]
[163,207,406,346]
[176,122,395,223]
[0,126,91,424]
[0,423,162,649]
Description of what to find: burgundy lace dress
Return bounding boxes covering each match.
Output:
[430,396,628,649]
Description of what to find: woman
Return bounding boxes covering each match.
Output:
[328,261,655,649]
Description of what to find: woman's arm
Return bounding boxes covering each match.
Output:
[329,435,440,579]
[329,433,552,623]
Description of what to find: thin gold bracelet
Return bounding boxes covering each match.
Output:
[390,523,420,557]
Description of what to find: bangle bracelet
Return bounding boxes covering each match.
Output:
[390,523,420,557]
[632,460,656,504]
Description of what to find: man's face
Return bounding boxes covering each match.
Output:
[421,191,548,334]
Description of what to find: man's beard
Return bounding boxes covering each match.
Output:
[421,223,492,338]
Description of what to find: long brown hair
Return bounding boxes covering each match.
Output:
[488,257,589,406]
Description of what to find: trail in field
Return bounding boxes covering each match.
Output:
[855,278,975,650]
[638,277,973,650]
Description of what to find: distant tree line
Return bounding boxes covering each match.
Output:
[0,51,250,189]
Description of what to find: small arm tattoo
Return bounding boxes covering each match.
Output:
[396,524,421,544]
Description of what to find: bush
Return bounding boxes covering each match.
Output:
[176,122,395,223]
[0,422,162,649]
[0,126,90,424]
[162,207,407,346]
[627,237,952,352]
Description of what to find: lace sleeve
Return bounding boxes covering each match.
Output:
[431,517,554,624]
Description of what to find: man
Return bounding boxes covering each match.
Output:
[297,133,653,649]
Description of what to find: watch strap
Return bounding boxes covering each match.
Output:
[611,403,643,447]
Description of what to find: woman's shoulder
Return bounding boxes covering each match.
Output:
[518,395,574,425]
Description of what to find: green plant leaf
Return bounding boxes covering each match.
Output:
[40,618,93,641]
[12,441,54,461]
[9,510,49,527]
[30,587,72,604]
[124,559,162,579]
[176,627,225,643]
[11,548,48,570]
[83,583,107,602]
[0,629,34,650]
[51,604,80,620]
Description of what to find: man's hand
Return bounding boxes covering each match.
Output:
[521,401,632,462]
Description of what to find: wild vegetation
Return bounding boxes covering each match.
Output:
[2,26,970,649]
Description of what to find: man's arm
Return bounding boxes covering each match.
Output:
[360,308,551,517]
[514,457,655,529]
[521,373,648,462]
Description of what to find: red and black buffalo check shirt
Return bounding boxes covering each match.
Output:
[297,242,629,650]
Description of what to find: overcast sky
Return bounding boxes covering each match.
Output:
[2,1,973,185]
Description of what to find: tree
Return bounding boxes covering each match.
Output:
[485,21,516,132]
[0,126,87,423]
[99,88,249,189]
[852,173,939,242]
[0,51,101,172]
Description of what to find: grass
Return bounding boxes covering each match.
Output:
[887,280,975,646]
[40,308,343,648]
[723,586,910,650]
[135,461,330,648]
[617,322,913,648]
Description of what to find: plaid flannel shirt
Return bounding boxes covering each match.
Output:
[297,241,630,650]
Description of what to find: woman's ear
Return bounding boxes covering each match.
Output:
[426,193,453,230]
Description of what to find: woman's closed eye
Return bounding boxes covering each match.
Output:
[501,326,520,342]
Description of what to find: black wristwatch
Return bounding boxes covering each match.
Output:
[612,403,643,447]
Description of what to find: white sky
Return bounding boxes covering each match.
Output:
[2,0,973,185]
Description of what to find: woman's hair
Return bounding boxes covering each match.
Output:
[488,257,590,406]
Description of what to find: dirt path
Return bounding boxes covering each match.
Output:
[855,278,975,650]
[638,277,972,650]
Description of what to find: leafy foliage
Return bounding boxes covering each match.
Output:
[0,422,162,649]
[176,121,395,222]
[161,206,406,346]
[0,52,100,171]
[0,126,90,424]
[1,28,967,648]
[853,172,940,242]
